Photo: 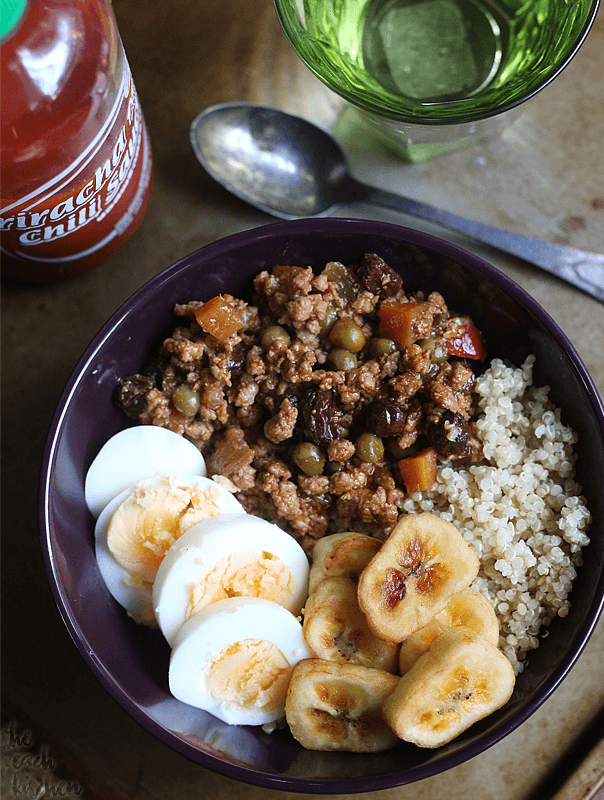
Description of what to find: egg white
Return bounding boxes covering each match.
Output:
[153,513,310,646]
[169,596,313,725]
[94,475,244,625]
[85,426,206,518]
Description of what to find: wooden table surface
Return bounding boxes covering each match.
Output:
[2,1,603,798]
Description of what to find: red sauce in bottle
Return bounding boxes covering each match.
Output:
[1,0,153,282]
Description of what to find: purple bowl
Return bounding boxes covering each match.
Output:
[40,218,604,793]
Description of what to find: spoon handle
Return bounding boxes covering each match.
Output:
[353,181,604,303]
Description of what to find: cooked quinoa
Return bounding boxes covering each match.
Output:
[403,355,591,673]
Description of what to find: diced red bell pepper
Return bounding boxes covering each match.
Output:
[194,295,243,343]
[445,323,486,361]
[378,300,433,348]
[398,447,438,493]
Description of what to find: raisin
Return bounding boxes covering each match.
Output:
[299,385,344,448]
[426,409,473,458]
[365,398,407,437]
[357,254,402,298]
[263,385,300,416]
[114,375,154,418]
[322,261,360,303]
[228,342,247,377]
[141,353,170,387]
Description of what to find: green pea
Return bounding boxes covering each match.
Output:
[172,384,200,417]
[356,432,385,463]
[262,325,291,348]
[419,335,447,363]
[319,304,337,333]
[329,318,366,353]
[292,442,326,476]
[370,337,397,357]
[328,348,358,371]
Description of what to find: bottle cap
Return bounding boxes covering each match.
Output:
[1,0,27,41]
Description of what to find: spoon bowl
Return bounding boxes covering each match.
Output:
[190,102,347,218]
[190,102,604,302]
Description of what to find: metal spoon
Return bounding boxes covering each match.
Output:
[190,102,604,302]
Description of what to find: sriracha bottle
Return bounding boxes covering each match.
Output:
[0,0,153,282]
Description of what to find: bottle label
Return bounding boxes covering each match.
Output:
[0,57,152,264]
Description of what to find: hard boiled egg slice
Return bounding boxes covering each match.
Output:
[85,426,206,518]
[153,513,310,646]
[95,475,244,625]
[95,491,155,627]
[169,596,313,725]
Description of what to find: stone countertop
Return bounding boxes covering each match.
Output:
[2,1,603,798]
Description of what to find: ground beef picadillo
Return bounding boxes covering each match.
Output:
[115,254,485,552]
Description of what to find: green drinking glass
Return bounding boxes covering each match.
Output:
[274,0,600,160]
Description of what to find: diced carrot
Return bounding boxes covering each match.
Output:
[378,300,433,348]
[194,295,244,343]
[445,323,486,360]
[398,447,438,493]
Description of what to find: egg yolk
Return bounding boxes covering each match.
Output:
[107,478,225,584]
[205,639,291,712]
[186,550,293,618]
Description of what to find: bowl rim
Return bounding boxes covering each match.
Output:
[39,218,604,793]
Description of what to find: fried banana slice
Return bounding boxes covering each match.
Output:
[309,532,382,594]
[285,659,400,752]
[399,587,499,674]
[383,626,515,748]
[303,576,400,673]
[357,513,480,642]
